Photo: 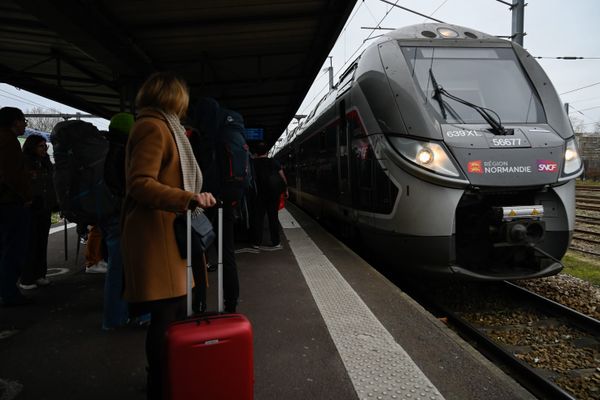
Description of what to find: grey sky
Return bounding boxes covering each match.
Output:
[296,0,600,131]
[1,0,598,133]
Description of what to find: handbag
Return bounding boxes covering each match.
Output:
[173,211,216,259]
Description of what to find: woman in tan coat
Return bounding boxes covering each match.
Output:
[121,72,215,399]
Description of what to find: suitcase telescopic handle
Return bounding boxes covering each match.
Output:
[186,209,193,317]
[217,201,224,313]
[185,201,224,317]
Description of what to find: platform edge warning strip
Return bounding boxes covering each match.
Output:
[279,209,444,400]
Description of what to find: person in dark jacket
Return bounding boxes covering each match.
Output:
[19,134,55,289]
[251,142,288,250]
[100,112,135,330]
[0,107,32,306]
[188,97,242,313]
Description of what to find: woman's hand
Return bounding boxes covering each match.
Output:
[194,192,217,208]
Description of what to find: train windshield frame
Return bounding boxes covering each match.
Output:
[401,46,546,124]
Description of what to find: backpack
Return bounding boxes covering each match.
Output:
[103,130,128,198]
[188,98,251,203]
[51,120,118,224]
[218,109,252,202]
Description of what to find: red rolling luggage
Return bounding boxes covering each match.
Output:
[165,205,254,400]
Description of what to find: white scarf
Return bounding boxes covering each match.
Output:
[154,109,203,212]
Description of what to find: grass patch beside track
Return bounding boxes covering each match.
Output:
[578,178,600,186]
[562,251,600,286]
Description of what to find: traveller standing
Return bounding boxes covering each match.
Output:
[0,107,32,306]
[121,72,216,399]
[252,142,288,250]
[99,112,135,330]
[19,134,56,289]
[188,97,251,313]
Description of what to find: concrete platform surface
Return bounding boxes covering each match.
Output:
[0,205,535,400]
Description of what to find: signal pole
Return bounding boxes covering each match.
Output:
[511,0,525,46]
[327,56,334,91]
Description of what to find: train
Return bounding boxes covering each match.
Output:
[273,23,583,280]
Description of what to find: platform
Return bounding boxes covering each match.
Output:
[0,203,534,400]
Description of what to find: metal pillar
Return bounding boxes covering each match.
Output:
[511,0,525,46]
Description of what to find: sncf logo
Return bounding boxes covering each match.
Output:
[537,160,558,173]
[468,160,483,174]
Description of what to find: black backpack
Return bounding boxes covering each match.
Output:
[51,120,118,224]
[218,109,252,201]
[103,129,128,199]
[188,99,251,203]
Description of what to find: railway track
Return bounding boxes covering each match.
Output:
[576,215,600,224]
[409,281,600,400]
[576,185,600,192]
[575,203,600,212]
[574,184,600,257]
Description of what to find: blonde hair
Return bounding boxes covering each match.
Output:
[135,72,189,118]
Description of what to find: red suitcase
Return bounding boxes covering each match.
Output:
[165,205,254,400]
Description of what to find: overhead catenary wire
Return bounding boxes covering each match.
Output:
[426,0,450,21]
[568,104,598,121]
[0,87,63,114]
[379,0,446,23]
[560,81,600,96]
[299,0,402,115]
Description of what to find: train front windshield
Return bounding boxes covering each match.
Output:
[402,46,546,124]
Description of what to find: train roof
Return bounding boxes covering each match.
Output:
[380,23,504,43]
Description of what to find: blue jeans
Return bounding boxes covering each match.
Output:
[99,215,128,328]
[0,204,31,302]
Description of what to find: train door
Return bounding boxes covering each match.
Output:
[337,100,352,207]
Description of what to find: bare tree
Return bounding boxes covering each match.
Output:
[25,107,63,133]
[569,116,585,134]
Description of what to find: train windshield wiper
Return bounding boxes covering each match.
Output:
[428,68,512,135]
[429,68,448,120]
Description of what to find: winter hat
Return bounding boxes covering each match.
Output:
[109,112,135,135]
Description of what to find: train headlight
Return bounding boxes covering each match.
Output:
[389,137,461,177]
[562,138,582,176]
[437,27,459,38]
[416,148,434,164]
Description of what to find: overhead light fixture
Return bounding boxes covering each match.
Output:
[437,27,459,38]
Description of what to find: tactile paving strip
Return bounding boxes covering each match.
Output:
[279,209,444,400]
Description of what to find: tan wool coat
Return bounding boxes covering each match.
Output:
[121,109,195,303]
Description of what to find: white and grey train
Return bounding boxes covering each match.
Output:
[274,23,583,280]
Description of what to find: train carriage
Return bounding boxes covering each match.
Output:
[275,23,583,280]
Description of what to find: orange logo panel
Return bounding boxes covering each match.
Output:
[468,160,483,174]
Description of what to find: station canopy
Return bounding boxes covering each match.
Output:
[0,0,356,146]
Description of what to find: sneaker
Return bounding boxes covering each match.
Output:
[86,262,108,274]
[134,314,152,327]
[18,282,37,290]
[206,263,217,272]
[260,244,283,251]
[36,278,51,287]
[251,244,260,249]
